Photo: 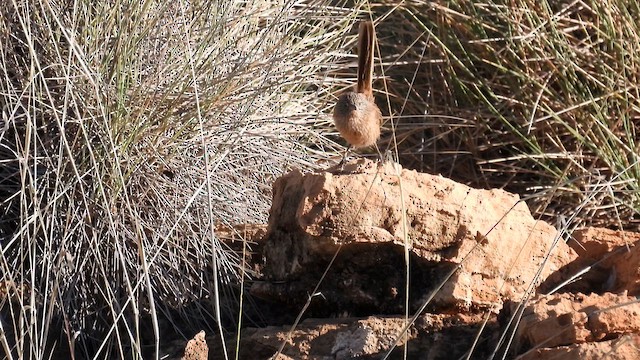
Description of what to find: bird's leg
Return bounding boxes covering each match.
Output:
[375,143,395,167]
[338,145,352,170]
[374,143,384,163]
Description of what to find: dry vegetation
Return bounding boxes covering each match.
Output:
[1,0,640,358]
[373,0,640,229]
[0,1,364,358]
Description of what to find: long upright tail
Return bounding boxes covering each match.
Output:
[356,21,375,98]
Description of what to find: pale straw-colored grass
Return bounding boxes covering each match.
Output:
[0,1,366,358]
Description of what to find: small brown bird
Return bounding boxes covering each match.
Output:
[333,21,382,163]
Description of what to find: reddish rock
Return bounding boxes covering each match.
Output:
[570,227,640,257]
[237,161,640,360]
[513,292,640,357]
[204,314,498,360]
[541,227,640,295]
[204,317,404,360]
[572,227,640,295]
[255,159,576,313]
[516,334,640,360]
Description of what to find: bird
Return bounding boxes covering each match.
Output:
[332,21,382,165]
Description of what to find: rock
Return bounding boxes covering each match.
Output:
[181,331,208,360]
[512,292,640,358]
[541,227,640,295]
[242,160,640,360]
[516,334,640,360]
[223,314,498,360]
[254,159,576,313]
[570,227,640,258]
[330,317,410,359]
[572,227,640,295]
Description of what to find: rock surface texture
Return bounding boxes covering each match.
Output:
[254,159,575,314]
[181,331,208,360]
[172,159,640,359]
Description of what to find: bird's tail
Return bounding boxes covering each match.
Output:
[356,21,376,98]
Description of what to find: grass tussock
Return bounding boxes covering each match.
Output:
[3,0,640,358]
[0,0,367,358]
[373,0,640,228]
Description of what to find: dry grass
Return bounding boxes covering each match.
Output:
[371,0,640,229]
[2,0,640,358]
[0,0,368,358]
